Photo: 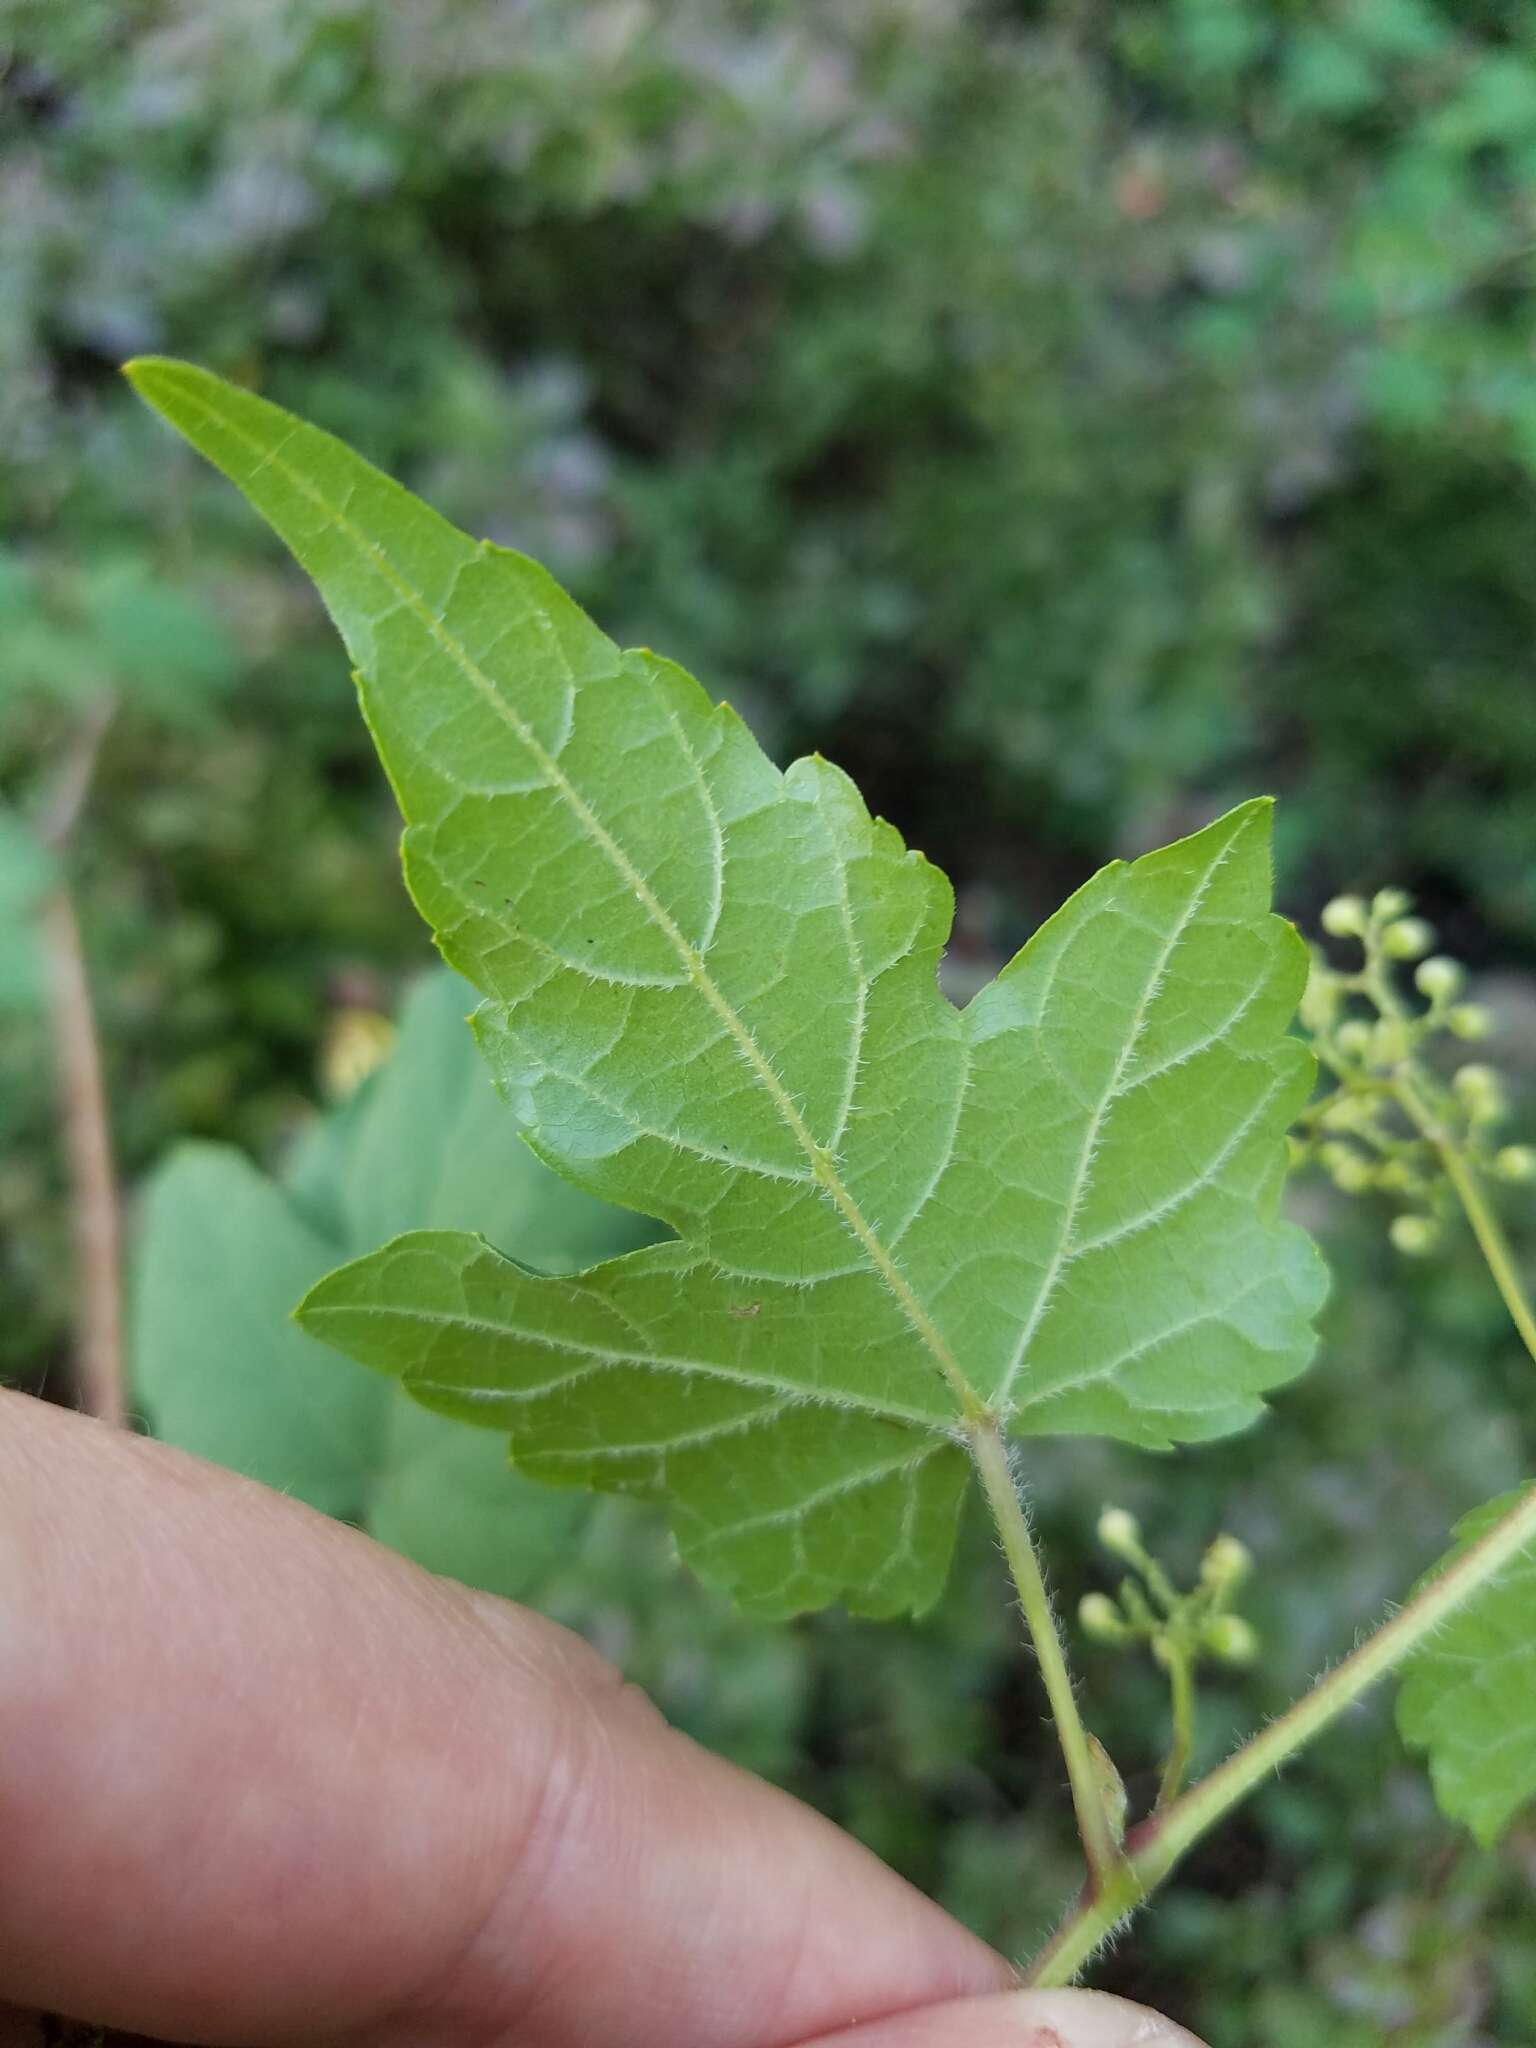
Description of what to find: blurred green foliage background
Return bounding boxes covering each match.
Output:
[4,1,1536,2039]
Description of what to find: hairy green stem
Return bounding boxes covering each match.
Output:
[1027,1476,1536,1984]
[968,1418,1123,1891]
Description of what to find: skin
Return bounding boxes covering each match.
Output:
[0,1390,1203,2048]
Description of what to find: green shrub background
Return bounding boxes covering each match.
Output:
[4,3,1536,2039]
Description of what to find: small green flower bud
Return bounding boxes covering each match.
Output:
[1097,1507,1142,1560]
[1370,1018,1411,1068]
[1200,1533,1253,1595]
[1454,1063,1504,1124]
[1376,1157,1420,1195]
[1495,1145,1536,1185]
[1447,1003,1490,1042]
[1382,917,1435,961]
[1320,1093,1375,1135]
[1203,1614,1259,1665]
[1321,895,1368,939]
[1334,1019,1374,1060]
[1390,1212,1438,1257]
[1455,1061,1498,1093]
[1320,1140,1375,1192]
[1285,1135,1309,1169]
[1371,887,1412,922]
[1331,1151,1375,1194]
[1414,956,1465,1004]
[1079,1593,1127,1645]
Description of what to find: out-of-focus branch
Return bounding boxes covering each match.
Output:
[38,692,116,851]
[38,694,125,1428]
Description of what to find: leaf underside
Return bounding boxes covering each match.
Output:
[127,358,1326,1618]
[1397,1489,1536,1845]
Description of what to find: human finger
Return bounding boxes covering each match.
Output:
[0,1391,1010,2045]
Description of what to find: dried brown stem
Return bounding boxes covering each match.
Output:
[38,695,125,1427]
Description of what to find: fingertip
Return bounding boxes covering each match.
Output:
[792,1988,1207,2048]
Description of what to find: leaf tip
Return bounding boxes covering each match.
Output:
[290,1248,368,1338]
[1226,791,1277,835]
[289,1276,327,1334]
[123,356,250,432]
[121,354,186,401]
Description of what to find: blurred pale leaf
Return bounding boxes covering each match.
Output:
[134,1140,386,1518]
[0,547,236,724]
[0,808,56,1016]
[134,968,647,1597]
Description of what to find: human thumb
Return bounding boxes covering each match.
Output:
[793,1988,1207,2047]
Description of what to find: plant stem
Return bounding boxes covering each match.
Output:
[1026,1475,1536,1985]
[40,883,125,1429]
[1154,1643,1195,1814]
[38,697,125,1429]
[967,1416,1123,1892]
[1394,1069,1536,1369]
[1441,1145,1536,1366]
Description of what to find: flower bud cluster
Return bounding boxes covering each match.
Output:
[1078,1508,1259,1671]
[1294,885,1529,1257]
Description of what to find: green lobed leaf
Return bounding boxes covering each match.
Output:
[1397,1489,1536,1846]
[128,358,1327,1618]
